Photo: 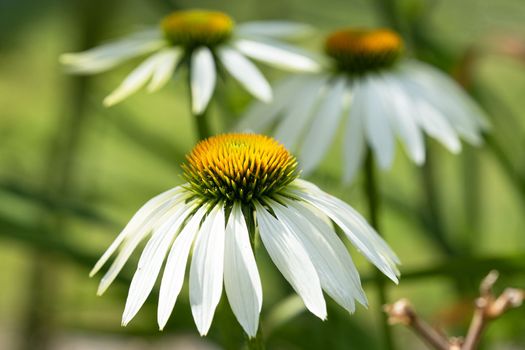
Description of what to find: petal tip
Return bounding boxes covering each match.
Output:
[103,96,117,107]
[96,281,109,296]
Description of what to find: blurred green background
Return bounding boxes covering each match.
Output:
[1,0,525,349]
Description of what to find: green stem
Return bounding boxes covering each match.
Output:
[363,150,395,350]
[194,108,212,140]
[485,133,525,205]
[462,145,481,252]
[420,142,456,257]
[246,326,266,350]
[373,0,402,31]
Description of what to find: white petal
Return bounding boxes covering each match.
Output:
[224,203,263,337]
[379,73,425,164]
[417,100,462,153]
[90,187,183,277]
[343,82,367,183]
[95,191,188,295]
[289,180,400,283]
[157,206,208,330]
[236,21,314,40]
[299,77,347,174]
[396,74,462,153]
[406,61,490,130]
[147,48,183,92]
[218,47,272,102]
[255,202,327,319]
[270,198,365,312]
[60,30,165,74]
[190,47,217,114]
[274,75,327,151]
[122,204,194,326]
[400,61,487,143]
[237,75,310,132]
[190,205,226,336]
[361,76,396,169]
[103,50,172,106]
[233,38,320,72]
[285,199,367,307]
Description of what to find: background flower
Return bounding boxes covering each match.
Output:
[239,28,490,182]
[60,9,319,114]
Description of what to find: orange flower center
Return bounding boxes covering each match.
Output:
[325,28,403,73]
[183,133,298,202]
[161,10,234,48]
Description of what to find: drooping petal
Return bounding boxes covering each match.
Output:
[237,75,310,132]
[96,191,189,295]
[274,75,327,151]
[255,202,327,319]
[122,204,195,326]
[233,38,320,72]
[285,198,367,307]
[190,205,226,336]
[395,73,462,153]
[90,187,183,277]
[407,60,490,130]
[190,47,217,114]
[103,49,177,106]
[361,76,396,169]
[400,61,487,143]
[379,73,425,165]
[343,82,367,183]
[224,203,263,337]
[236,21,314,40]
[299,77,347,174]
[147,48,183,92]
[289,179,400,283]
[60,29,166,74]
[218,47,272,102]
[157,206,208,330]
[270,198,366,312]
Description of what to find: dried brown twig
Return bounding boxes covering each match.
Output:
[384,271,524,350]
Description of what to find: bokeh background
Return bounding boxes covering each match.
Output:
[1,0,525,349]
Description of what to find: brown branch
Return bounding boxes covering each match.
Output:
[384,299,450,350]
[462,271,524,350]
[384,270,524,350]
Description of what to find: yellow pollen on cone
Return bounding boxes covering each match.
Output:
[161,9,234,47]
[182,133,298,202]
[325,28,403,73]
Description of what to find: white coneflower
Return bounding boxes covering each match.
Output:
[91,133,399,337]
[60,9,319,113]
[238,28,489,182]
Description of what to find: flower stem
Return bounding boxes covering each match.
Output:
[420,142,456,257]
[373,0,402,32]
[194,107,212,140]
[246,326,266,350]
[364,149,395,350]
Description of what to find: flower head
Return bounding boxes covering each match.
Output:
[325,28,403,73]
[91,133,399,337]
[60,9,319,113]
[182,133,298,202]
[238,27,489,182]
[161,10,234,47]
